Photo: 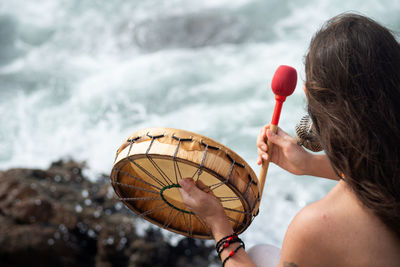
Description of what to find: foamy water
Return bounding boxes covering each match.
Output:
[1,0,399,248]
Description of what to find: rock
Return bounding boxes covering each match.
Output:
[0,159,217,267]
[10,197,53,223]
[0,176,18,201]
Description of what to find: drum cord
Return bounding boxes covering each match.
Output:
[111,132,259,237]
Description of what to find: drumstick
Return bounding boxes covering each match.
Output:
[259,65,297,196]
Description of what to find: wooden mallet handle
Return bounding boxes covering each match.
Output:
[258,65,297,197]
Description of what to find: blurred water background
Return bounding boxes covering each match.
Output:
[1,0,399,249]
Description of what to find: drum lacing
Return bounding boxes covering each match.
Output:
[127,136,141,158]
[145,134,175,186]
[197,140,219,181]
[160,184,194,215]
[206,151,245,193]
[113,131,260,237]
[172,135,193,184]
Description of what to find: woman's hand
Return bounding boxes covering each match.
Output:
[178,178,233,235]
[179,179,258,267]
[257,124,312,175]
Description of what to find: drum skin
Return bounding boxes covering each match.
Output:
[111,128,260,239]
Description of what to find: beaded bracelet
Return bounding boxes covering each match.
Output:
[216,233,238,250]
[217,237,244,256]
[222,244,245,267]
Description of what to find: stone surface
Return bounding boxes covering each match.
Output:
[0,160,217,267]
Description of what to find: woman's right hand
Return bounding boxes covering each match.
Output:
[257,124,312,176]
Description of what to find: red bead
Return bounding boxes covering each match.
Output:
[224,242,229,248]
[229,251,235,257]
[227,237,233,241]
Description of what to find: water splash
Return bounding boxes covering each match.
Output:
[0,0,399,248]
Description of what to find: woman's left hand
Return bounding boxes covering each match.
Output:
[179,178,257,267]
[178,178,232,235]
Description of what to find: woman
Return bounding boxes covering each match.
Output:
[178,13,400,267]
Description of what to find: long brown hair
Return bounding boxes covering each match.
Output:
[305,13,400,238]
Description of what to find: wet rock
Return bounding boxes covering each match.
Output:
[0,177,18,201]
[0,159,217,267]
[50,203,78,229]
[10,197,53,223]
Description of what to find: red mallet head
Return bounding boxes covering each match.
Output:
[271,65,297,101]
[270,65,297,125]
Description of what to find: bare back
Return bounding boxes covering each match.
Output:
[279,180,400,267]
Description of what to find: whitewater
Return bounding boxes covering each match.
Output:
[1,0,399,248]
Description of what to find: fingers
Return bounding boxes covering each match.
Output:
[266,128,291,148]
[179,178,215,196]
[257,125,272,165]
[195,179,208,191]
[195,180,215,196]
[257,154,268,165]
[178,178,198,195]
[257,155,262,165]
[257,125,295,165]
[256,125,268,151]
[274,127,297,144]
[178,178,200,207]
[257,147,268,162]
[258,124,291,151]
[178,178,213,203]
[178,178,223,221]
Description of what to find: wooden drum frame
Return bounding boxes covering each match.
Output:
[110,128,260,239]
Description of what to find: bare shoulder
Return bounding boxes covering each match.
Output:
[278,181,400,267]
[278,199,338,267]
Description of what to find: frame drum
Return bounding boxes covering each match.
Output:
[111,128,260,239]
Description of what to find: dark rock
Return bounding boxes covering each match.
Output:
[10,197,53,223]
[0,159,217,267]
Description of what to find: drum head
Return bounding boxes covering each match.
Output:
[111,128,260,239]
